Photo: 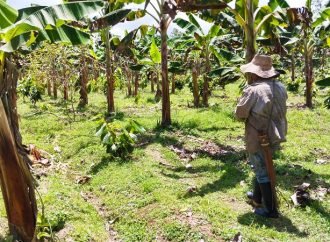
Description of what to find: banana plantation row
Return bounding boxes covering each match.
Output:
[0,0,330,241]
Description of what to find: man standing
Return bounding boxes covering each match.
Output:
[235,54,288,218]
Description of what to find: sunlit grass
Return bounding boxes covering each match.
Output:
[0,82,329,241]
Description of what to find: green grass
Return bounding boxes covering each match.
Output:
[0,83,329,241]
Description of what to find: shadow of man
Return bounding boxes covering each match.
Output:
[237,212,308,237]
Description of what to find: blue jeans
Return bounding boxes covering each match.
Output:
[249,151,270,183]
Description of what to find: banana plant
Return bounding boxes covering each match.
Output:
[287,0,330,108]
[143,0,230,125]
[56,0,146,113]
[174,13,242,106]
[142,0,176,126]
[0,1,109,240]
[197,0,289,82]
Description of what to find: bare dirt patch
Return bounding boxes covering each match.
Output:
[168,131,244,160]
[56,224,74,241]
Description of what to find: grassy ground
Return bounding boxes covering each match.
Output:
[0,82,330,241]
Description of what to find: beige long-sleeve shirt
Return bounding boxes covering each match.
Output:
[235,80,288,153]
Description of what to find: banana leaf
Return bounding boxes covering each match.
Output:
[90,9,131,32]
[0,0,18,29]
[1,24,90,52]
[1,1,104,42]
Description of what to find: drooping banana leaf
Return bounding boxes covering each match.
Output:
[114,28,138,53]
[188,13,204,34]
[1,24,91,52]
[268,0,289,11]
[0,0,18,29]
[173,18,200,34]
[1,1,104,42]
[313,8,330,27]
[210,46,243,63]
[17,5,46,21]
[90,9,131,32]
[208,67,237,78]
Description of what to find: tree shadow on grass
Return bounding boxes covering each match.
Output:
[89,155,132,174]
[237,212,308,237]
[138,124,248,198]
[181,161,248,198]
[138,130,182,149]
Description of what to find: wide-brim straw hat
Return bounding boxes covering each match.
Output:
[240,54,279,78]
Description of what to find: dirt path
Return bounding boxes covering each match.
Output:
[80,191,120,242]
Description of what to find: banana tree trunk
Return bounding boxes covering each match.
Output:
[53,81,57,99]
[304,36,313,108]
[79,52,88,107]
[156,71,161,94]
[321,48,326,77]
[171,74,175,94]
[127,70,132,96]
[202,51,210,107]
[160,17,171,126]
[52,65,57,99]
[105,28,115,113]
[134,72,139,96]
[0,58,37,241]
[151,71,155,93]
[47,79,52,96]
[192,65,199,107]
[291,53,295,83]
[245,0,256,84]
[63,81,68,101]
[155,71,162,100]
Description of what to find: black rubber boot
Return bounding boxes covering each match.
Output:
[247,178,262,207]
[254,182,279,218]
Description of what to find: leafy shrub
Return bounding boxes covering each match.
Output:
[17,76,43,105]
[175,78,185,90]
[287,79,300,92]
[287,81,300,92]
[95,117,145,158]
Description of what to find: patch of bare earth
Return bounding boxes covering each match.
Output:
[222,196,251,213]
[80,191,120,242]
[56,224,74,242]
